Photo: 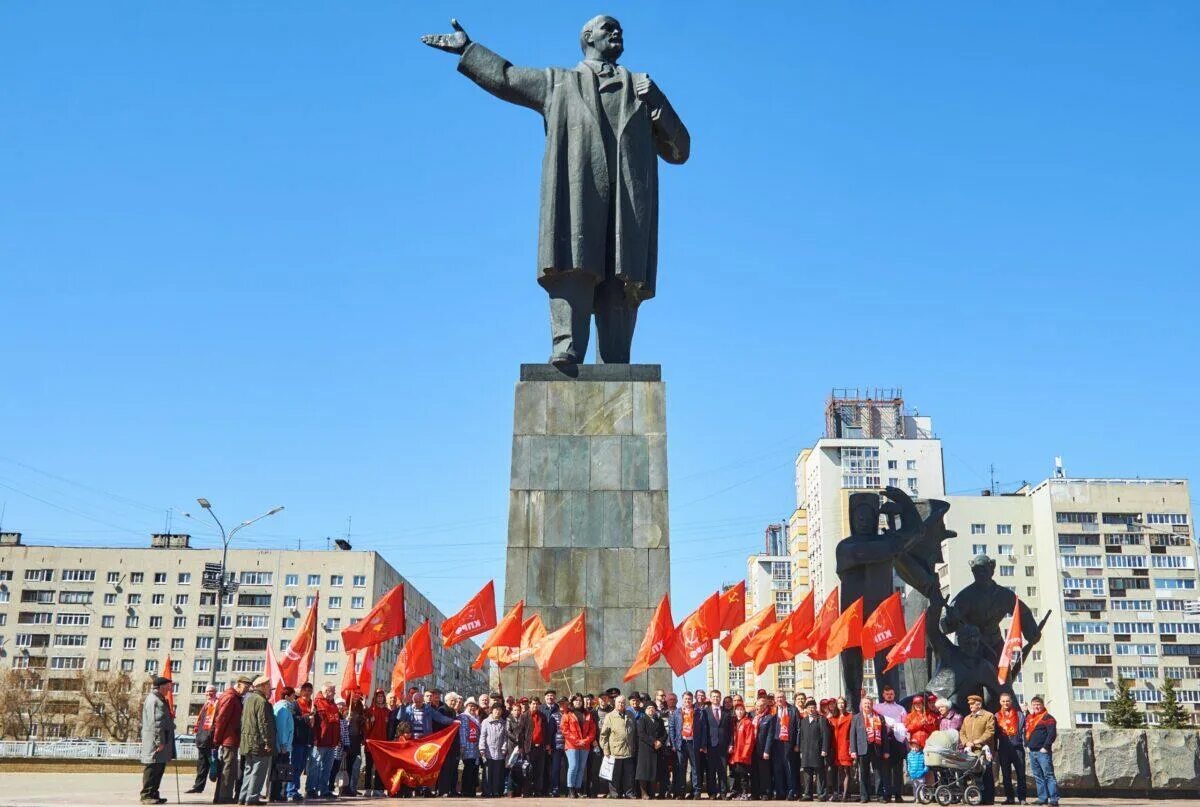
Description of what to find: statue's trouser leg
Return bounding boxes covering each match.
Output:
[841,647,864,708]
[594,275,638,363]
[545,272,596,362]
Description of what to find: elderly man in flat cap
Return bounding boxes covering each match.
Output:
[960,694,997,804]
[139,675,176,804]
[238,675,278,805]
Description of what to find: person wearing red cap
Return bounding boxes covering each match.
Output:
[903,695,938,750]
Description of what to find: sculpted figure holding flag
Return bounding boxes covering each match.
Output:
[940,554,1043,668]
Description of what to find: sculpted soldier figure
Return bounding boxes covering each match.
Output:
[421,16,690,366]
[940,554,1042,666]
[925,599,1001,713]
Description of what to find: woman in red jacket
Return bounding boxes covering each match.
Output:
[826,697,854,801]
[561,694,597,798]
[903,694,939,750]
[728,703,756,798]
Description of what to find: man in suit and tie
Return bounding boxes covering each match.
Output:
[752,697,777,800]
[701,689,734,798]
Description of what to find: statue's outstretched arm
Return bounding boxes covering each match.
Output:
[422,18,549,113]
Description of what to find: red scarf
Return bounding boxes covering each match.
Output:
[1025,711,1046,741]
[863,712,881,744]
[778,707,790,741]
[682,708,694,739]
[996,708,1019,738]
[467,718,480,744]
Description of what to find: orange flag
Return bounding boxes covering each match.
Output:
[809,598,863,660]
[279,594,319,687]
[884,611,927,673]
[160,653,175,715]
[663,607,714,676]
[696,591,722,638]
[441,581,498,648]
[357,641,380,695]
[861,593,906,659]
[265,645,287,703]
[998,598,1023,684]
[750,617,792,675]
[723,604,776,666]
[534,611,588,681]
[342,584,406,653]
[366,722,459,793]
[806,586,841,648]
[717,582,747,632]
[495,614,547,669]
[341,650,360,700]
[779,590,816,657]
[625,595,674,681]
[473,600,525,669]
[391,621,434,696]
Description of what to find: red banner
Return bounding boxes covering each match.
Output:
[625,595,674,681]
[884,611,927,673]
[342,584,406,653]
[441,581,498,648]
[366,722,459,792]
[534,611,587,681]
[861,592,906,659]
[722,604,775,667]
[391,621,433,696]
[278,595,318,688]
[717,582,747,632]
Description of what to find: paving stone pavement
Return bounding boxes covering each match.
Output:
[0,774,1195,807]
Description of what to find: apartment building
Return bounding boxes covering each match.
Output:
[0,532,486,738]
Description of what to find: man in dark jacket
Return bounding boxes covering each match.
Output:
[212,676,251,804]
[139,676,176,805]
[797,700,830,801]
[849,697,891,804]
[751,698,777,800]
[772,691,799,800]
[237,676,277,805]
[668,691,706,798]
[1025,697,1059,807]
[995,693,1026,805]
[701,689,733,798]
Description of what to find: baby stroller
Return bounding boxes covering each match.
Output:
[918,730,987,805]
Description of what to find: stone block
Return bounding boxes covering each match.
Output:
[554,549,587,607]
[510,435,531,490]
[633,382,666,435]
[648,548,671,598]
[633,491,668,549]
[1093,728,1148,791]
[508,491,530,548]
[576,382,632,435]
[559,436,590,490]
[1053,729,1097,792]
[1147,729,1200,792]
[527,490,545,548]
[647,433,668,491]
[589,436,622,491]
[620,435,649,491]
[617,548,650,607]
[525,548,562,607]
[546,381,576,434]
[527,436,561,490]
[583,549,606,609]
[513,382,547,435]
[520,363,661,382]
[581,491,631,549]
[505,548,529,604]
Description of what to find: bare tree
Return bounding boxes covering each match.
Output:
[74,668,139,742]
[0,668,49,740]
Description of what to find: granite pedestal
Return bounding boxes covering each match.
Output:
[501,364,672,696]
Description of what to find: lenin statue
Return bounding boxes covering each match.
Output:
[422,16,690,366]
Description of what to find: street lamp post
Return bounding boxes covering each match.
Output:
[190,499,284,688]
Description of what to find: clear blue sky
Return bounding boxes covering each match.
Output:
[3,3,1198,627]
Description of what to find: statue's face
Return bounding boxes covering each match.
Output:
[586,16,624,60]
[961,630,980,655]
[851,503,877,535]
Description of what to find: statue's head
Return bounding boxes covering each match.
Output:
[969,553,996,583]
[848,492,880,536]
[957,623,982,655]
[580,15,623,61]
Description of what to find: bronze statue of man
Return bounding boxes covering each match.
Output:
[422,16,690,366]
[941,554,1042,666]
[925,599,1002,713]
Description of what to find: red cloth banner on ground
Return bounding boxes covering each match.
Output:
[391,621,434,696]
[625,595,674,681]
[278,594,318,687]
[366,722,459,793]
[441,580,498,648]
[717,581,747,632]
[809,597,863,661]
[473,600,525,669]
[722,604,775,667]
[534,611,587,681]
[998,598,1023,684]
[663,606,713,676]
[883,611,927,673]
[861,592,906,659]
[342,584,406,653]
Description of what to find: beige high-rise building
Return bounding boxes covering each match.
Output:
[0,532,486,738]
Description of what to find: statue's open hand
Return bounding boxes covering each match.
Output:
[420,18,470,55]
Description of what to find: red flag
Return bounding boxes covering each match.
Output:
[534,611,587,681]
[806,586,840,648]
[473,600,525,669]
[778,590,816,657]
[391,621,434,696]
[861,593,906,659]
[441,581,498,648]
[718,582,747,632]
[750,617,792,675]
[884,611,927,673]
[698,591,722,637]
[998,598,1024,684]
[357,641,380,695]
[161,653,175,717]
[366,722,459,793]
[342,585,406,653]
[625,595,675,681]
[723,604,776,666]
[279,594,319,687]
[265,646,287,703]
[662,607,714,676]
[495,614,546,669]
[341,650,360,700]
[809,598,863,661]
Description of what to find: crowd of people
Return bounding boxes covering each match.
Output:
[140,675,1061,807]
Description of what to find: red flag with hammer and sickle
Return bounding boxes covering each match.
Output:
[342,584,406,653]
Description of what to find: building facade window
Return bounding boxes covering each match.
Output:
[970,524,985,535]
[353,575,367,588]
[997,524,1012,535]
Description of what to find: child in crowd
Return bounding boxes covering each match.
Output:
[905,736,928,799]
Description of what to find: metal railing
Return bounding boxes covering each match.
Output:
[0,739,199,760]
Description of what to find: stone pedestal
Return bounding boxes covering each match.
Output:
[501,364,672,696]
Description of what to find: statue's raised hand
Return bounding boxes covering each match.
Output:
[421,18,470,55]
